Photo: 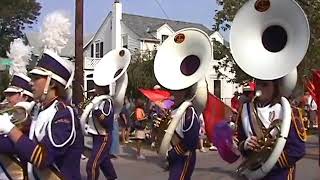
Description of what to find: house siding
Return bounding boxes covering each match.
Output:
[121,22,140,52]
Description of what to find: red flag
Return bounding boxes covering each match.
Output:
[203,93,234,143]
[138,88,171,102]
[303,76,316,99]
[203,93,239,163]
[311,70,320,166]
[249,81,256,91]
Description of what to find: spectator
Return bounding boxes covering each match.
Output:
[134,99,147,159]
[198,114,207,152]
[119,97,130,143]
[303,92,318,128]
[231,91,241,111]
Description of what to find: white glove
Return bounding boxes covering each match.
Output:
[0,113,15,135]
[14,101,35,114]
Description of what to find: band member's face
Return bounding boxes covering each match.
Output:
[171,89,188,106]
[6,93,26,107]
[30,76,47,101]
[256,80,274,103]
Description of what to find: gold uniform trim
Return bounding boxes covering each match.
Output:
[30,145,40,163]
[291,107,307,142]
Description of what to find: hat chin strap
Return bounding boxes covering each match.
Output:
[40,74,52,102]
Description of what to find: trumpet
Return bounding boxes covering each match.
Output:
[0,101,35,126]
[0,99,8,110]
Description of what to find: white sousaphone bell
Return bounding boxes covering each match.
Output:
[80,48,131,135]
[230,0,309,80]
[230,0,309,179]
[154,28,212,156]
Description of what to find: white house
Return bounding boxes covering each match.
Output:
[83,1,238,105]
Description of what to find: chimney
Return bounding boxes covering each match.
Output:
[112,0,122,49]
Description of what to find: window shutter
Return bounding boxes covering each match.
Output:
[90,44,94,57]
[100,42,104,58]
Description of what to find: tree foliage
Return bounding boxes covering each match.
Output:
[127,50,157,98]
[0,70,10,101]
[0,0,41,57]
[213,0,320,85]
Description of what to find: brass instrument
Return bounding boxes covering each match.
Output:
[236,119,281,175]
[78,96,94,110]
[0,100,8,110]
[0,101,35,130]
[153,28,212,156]
[153,111,172,152]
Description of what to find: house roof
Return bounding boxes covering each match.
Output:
[84,12,216,47]
[122,13,214,40]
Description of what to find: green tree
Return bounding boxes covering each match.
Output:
[213,0,320,85]
[0,0,41,57]
[0,70,10,101]
[127,49,157,98]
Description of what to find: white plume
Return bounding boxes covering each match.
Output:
[41,11,71,54]
[6,38,31,75]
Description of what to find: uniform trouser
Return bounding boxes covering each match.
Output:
[168,150,196,180]
[86,134,117,180]
[262,165,296,180]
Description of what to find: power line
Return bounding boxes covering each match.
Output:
[153,0,170,19]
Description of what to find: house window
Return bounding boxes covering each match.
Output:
[95,41,104,58]
[161,35,169,43]
[86,79,95,98]
[214,80,221,99]
[122,34,128,48]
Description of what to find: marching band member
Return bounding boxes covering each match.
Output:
[0,73,34,180]
[81,48,131,180]
[0,12,84,180]
[0,49,84,180]
[85,83,118,180]
[236,79,306,179]
[0,38,34,180]
[229,0,310,178]
[153,28,212,180]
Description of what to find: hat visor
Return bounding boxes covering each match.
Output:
[4,87,22,94]
[30,68,50,77]
[30,68,67,86]
[3,87,33,98]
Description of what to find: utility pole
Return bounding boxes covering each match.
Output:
[74,0,84,105]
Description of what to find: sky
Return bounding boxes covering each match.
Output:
[31,0,225,37]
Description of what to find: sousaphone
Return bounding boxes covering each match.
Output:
[230,0,309,179]
[80,48,131,136]
[154,28,212,156]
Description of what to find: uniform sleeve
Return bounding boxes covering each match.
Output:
[0,135,15,153]
[181,107,200,151]
[14,109,75,169]
[276,122,305,168]
[92,99,113,129]
[234,104,250,157]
